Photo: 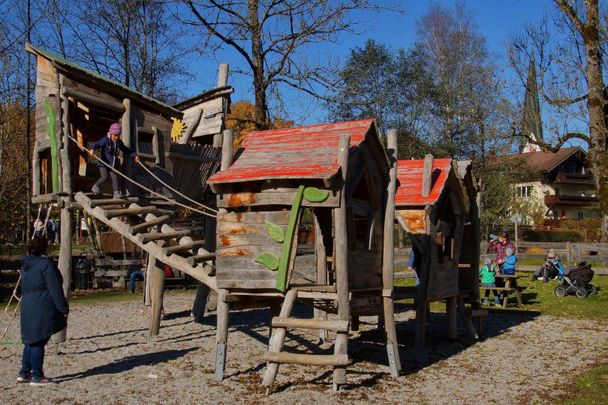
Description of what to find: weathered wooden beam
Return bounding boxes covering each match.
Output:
[31,192,67,204]
[62,86,125,112]
[217,63,229,87]
[220,129,233,168]
[149,256,164,336]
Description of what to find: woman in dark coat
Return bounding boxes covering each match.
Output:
[17,237,69,385]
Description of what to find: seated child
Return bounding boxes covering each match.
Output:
[531,249,564,282]
[501,247,517,275]
[479,258,500,305]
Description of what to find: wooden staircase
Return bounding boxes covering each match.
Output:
[74,192,217,292]
[262,288,351,393]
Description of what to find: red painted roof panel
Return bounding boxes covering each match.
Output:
[395,158,452,206]
[208,119,375,184]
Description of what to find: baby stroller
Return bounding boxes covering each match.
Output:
[554,262,596,298]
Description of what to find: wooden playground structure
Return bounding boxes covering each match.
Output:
[22,44,483,391]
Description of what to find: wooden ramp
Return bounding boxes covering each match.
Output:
[74,192,217,292]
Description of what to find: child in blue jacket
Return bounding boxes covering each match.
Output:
[89,123,139,198]
[501,247,517,275]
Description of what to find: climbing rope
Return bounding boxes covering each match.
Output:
[66,134,217,218]
[32,203,52,239]
[136,159,218,214]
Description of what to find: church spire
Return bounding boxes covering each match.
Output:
[521,54,543,152]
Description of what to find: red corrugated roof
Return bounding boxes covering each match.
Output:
[395,158,452,206]
[208,119,375,184]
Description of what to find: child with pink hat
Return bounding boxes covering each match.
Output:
[89,123,139,198]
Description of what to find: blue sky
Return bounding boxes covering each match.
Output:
[186,1,558,126]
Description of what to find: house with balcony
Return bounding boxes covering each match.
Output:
[513,146,599,223]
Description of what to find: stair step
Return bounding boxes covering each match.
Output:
[187,252,216,265]
[137,229,192,243]
[104,206,157,219]
[263,352,348,367]
[89,197,139,207]
[271,317,349,333]
[130,215,171,233]
[165,240,205,254]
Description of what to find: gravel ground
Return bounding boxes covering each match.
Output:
[1,290,606,404]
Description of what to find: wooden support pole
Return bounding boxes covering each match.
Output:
[149,256,164,336]
[422,154,434,197]
[333,134,351,389]
[382,128,401,376]
[214,289,229,381]
[122,98,133,195]
[54,79,73,349]
[262,289,298,387]
[144,253,154,306]
[221,129,234,169]
[217,63,229,87]
[447,296,457,340]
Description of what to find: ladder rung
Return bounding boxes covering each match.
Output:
[165,240,205,254]
[136,229,191,243]
[89,197,139,207]
[105,206,157,219]
[271,317,349,333]
[263,352,349,367]
[187,253,216,265]
[130,215,171,233]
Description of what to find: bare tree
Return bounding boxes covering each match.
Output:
[416,2,512,159]
[32,0,192,102]
[509,0,608,240]
[184,0,388,129]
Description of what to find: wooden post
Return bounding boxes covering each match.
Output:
[144,253,154,306]
[422,154,433,197]
[54,77,73,349]
[217,63,229,87]
[214,290,229,381]
[333,134,351,389]
[566,241,572,266]
[122,98,133,195]
[314,215,328,343]
[149,256,164,336]
[381,129,401,376]
[447,296,457,340]
[32,141,40,195]
[221,129,233,169]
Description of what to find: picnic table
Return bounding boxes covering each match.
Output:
[479,274,525,307]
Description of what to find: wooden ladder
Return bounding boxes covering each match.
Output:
[262,288,351,393]
[73,192,217,291]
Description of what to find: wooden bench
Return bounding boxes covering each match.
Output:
[479,284,526,307]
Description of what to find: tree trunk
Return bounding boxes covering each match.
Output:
[248,0,268,130]
[581,1,608,241]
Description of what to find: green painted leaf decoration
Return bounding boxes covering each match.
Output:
[265,220,285,243]
[303,187,330,203]
[255,252,280,271]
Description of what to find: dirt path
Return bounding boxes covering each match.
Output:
[1,290,606,404]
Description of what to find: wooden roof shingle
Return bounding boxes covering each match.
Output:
[395,158,452,207]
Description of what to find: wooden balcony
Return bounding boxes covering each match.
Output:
[544,194,599,207]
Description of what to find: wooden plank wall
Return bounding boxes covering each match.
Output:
[216,211,289,289]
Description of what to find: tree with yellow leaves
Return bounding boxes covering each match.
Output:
[226,101,292,149]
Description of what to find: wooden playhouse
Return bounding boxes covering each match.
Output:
[207,119,402,390]
[393,155,482,344]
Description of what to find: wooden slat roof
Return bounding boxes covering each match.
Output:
[208,119,376,184]
[395,158,452,206]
